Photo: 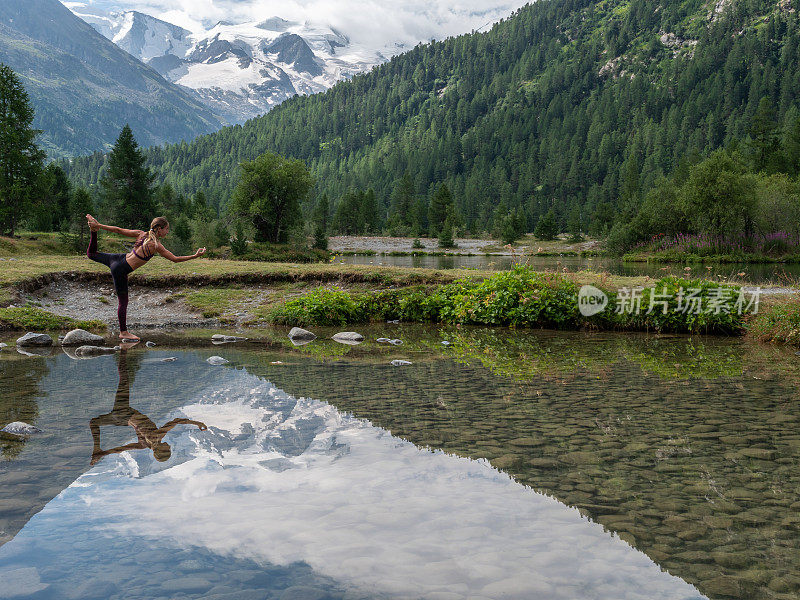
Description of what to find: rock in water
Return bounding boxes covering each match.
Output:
[145,341,157,347]
[161,357,178,362]
[390,359,412,366]
[332,332,364,345]
[207,356,229,365]
[1,422,42,435]
[211,334,247,344]
[62,329,105,346]
[16,332,53,347]
[288,327,316,341]
[75,345,118,357]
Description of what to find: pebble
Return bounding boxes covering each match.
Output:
[390,359,412,366]
[207,356,229,365]
[389,339,403,345]
[387,319,400,324]
[161,357,178,362]
[376,338,391,343]
[441,340,451,346]
[145,341,156,347]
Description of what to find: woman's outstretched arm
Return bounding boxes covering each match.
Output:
[157,245,206,263]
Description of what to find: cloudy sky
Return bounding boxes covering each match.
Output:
[62,0,528,48]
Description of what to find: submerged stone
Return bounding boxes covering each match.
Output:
[62,329,104,346]
[16,332,53,347]
[331,332,364,343]
[288,327,316,341]
[75,345,117,357]
[207,356,229,365]
[1,421,42,435]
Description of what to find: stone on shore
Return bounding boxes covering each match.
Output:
[16,332,53,347]
[62,329,105,346]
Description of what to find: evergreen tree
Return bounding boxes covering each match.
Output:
[534,209,558,240]
[389,172,414,227]
[100,125,156,229]
[748,97,780,173]
[438,217,455,248]
[34,163,72,231]
[0,64,45,236]
[312,194,330,250]
[428,183,455,236]
[360,188,380,234]
[231,152,314,243]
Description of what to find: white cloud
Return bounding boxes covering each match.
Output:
[65,0,529,46]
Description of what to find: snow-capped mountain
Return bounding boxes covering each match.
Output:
[66,5,399,124]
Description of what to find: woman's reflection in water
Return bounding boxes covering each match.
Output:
[90,345,207,465]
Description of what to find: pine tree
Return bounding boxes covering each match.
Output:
[0,64,45,236]
[533,209,558,240]
[749,97,780,173]
[428,183,455,236]
[100,125,156,230]
[313,194,329,250]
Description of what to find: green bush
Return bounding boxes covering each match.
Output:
[267,268,752,334]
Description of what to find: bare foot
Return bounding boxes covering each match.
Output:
[119,332,140,341]
[86,214,100,231]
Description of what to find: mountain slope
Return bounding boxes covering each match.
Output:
[64,0,800,231]
[0,0,223,158]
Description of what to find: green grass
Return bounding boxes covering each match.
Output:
[0,306,106,332]
[183,288,253,318]
[746,298,800,345]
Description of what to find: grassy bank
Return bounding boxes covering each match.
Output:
[267,268,751,335]
[0,306,105,332]
[624,250,800,264]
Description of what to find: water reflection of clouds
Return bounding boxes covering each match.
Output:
[0,370,705,600]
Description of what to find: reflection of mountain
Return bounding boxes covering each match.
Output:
[262,351,799,600]
[0,364,700,599]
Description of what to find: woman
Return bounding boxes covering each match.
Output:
[86,214,205,341]
[89,348,208,465]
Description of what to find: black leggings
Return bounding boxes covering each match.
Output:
[87,231,133,331]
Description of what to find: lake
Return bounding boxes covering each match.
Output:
[338,254,800,285]
[1,326,798,599]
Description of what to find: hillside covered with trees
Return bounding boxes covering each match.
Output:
[63,0,800,242]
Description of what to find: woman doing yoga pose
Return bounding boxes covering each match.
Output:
[85,214,205,341]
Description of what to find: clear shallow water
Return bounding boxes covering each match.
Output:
[338,254,800,284]
[1,328,799,599]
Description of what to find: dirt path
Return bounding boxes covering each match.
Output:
[20,281,219,330]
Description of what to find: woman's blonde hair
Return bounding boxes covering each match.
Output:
[145,216,169,249]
